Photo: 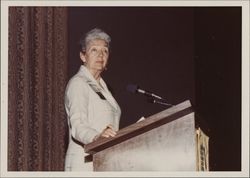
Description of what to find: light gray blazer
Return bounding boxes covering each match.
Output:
[64,65,121,171]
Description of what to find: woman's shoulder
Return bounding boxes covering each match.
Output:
[66,74,89,91]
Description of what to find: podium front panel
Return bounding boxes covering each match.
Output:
[93,112,196,171]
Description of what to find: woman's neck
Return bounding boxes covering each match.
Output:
[90,70,104,89]
[89,69,101,82]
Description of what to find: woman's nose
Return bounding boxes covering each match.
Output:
[97,50,104,57]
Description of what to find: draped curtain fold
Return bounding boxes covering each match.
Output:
[8,7,68,171]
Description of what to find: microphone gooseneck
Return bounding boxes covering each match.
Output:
[147,98,173,106]
[126,83,173,107]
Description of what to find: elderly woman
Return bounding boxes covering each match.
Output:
[64,28,121,171]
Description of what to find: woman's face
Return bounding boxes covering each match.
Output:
[80,39,109,73]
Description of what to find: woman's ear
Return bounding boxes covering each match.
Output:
[80,51,86,63]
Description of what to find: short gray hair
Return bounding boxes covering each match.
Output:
[79,28,111,52]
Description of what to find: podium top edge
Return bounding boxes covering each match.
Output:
[146,99,192,120]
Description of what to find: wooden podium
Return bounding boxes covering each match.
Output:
[85,100,209,171]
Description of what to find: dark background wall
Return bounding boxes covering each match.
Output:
[68,7,241,171]
[194,7,241,171]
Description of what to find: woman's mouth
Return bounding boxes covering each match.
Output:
[96,61,104,64]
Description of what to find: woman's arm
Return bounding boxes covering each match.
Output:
[65,77,99,144]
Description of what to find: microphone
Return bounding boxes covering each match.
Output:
[126,84,164,100]
[126,84,173,107]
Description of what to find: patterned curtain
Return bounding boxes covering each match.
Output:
[8,7,68,171]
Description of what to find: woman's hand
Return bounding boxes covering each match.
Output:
[94,124,117,141]
[100,124,117,138]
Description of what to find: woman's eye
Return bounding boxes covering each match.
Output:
[103,49,109,54]
[91,48,97,53]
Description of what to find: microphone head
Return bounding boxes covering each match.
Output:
[126,84,138,93]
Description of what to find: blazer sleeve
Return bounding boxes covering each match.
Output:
[65,77,99,144]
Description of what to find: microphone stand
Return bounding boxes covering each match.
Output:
[147,97,174,107]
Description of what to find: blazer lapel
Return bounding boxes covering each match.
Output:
[78,65,119,111]
[99,79,119,111]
